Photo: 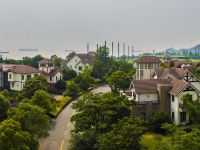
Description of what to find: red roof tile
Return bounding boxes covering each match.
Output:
[38,58,53,64]
[8,65,40,74]
[135,56,161,64]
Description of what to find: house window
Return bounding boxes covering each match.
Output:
[27,75,31,80]
[172,95,174,102]
[140,70,144,77]
[60,76,62,79]
[78,66,82,71]
[171,112,174,121]
[22,75,24,80]
[70,65,72,68]
[56,76,58,81]
[12,83,14,87]
[50,76,52,81]
[180,112,186,122]
[9,74,12,79]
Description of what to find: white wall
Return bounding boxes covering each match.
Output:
[39,64,54,73]
[135,93,158,102]
[48,72,63,84]
[171,91,198,125]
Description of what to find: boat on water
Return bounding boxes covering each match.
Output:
[19,48,38,51]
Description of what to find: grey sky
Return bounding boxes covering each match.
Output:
[0,0,200,54]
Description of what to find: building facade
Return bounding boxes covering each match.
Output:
[135,56,160,80]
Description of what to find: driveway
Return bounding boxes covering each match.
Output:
[40,85,111,150]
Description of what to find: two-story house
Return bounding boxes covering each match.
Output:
[135,56,160,80]
[38,58,62,84]
[8,65,40,91]
[61,52,95,73]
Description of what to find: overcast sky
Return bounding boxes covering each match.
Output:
[0,0,200,54]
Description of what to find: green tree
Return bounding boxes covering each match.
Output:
[107,71,130,91]
[148,110,171,133]
[95,45,109,63]
[63,83,78,98]
[97,117,146,150]
[0,94,10,121]
[62,68,77,81]
[31,55,44,68]
[31,90,55,113]
[182,93,200,123]
[70,93,134,149]
[51,55,62,67]
[20,75,48,99]
[55,79,67,91]
[0,119,34,150]
[8,103,50,140]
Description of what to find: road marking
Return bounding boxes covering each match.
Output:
[60,139,64,150]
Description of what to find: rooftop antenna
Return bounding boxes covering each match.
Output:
[112,42,114,57]
[118,42,120,59]
[87,43,89,53]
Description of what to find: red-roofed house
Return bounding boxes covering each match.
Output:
[38,59,62,84]
[7,65,40,91]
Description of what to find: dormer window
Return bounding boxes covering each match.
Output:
[9,74,12,79]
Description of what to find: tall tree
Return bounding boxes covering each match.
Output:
[0,94,10,121]
[8,103,50,141]
[19,75,48,99]
[0,119,34,150]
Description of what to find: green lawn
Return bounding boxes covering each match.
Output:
[49,96,72,117]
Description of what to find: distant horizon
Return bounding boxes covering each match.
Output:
[1,0,200,58]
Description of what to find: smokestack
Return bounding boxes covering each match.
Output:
[128,46,130,57]
[97,44,99,51]
[132,46,134,58]
[87,43,89,53]
[112,42,114,57]
[118,42,120,59]
[123,43,125,56]
[105,41,107,47]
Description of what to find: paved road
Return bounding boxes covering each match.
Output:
[40,85,111,150]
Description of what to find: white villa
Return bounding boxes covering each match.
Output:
[7,65,40,91]
[61,52,95,73]
[38,58,62,84]
[135,56,160,80]
[124,56,200,125]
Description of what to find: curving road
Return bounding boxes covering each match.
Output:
[40,85,111,150]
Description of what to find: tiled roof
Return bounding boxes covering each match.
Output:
[8,65,40,74]
[64,52,94,66]
[38,58,53,64]
[153,68,188,79]
[135,56,161,64]
[132,79,171,94]
[169,79,188,96]
[174,61,200,68]
[49,68,60,76]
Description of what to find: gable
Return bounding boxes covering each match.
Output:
[66,55,81,66]
[181,71,200,82]
[160,72,179,80]
[176,83,200,96]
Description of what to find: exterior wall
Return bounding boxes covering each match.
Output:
[8,72,39,91]
[136,63,160,80]
[48,72,63,84]
[191,82,200,93]
[171,91,198,125]
[66,55,87,73]
[136,93,158,102]
[39,64,55,73]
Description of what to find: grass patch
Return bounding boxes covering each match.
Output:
[49,96,72,117]
[140,133,156,149]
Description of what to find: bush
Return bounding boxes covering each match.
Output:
[147,110,171,133]
[62,68,77,81]
[55,80,67,91]
[64,83,78,98]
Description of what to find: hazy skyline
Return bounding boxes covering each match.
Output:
[1,0,200,55]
